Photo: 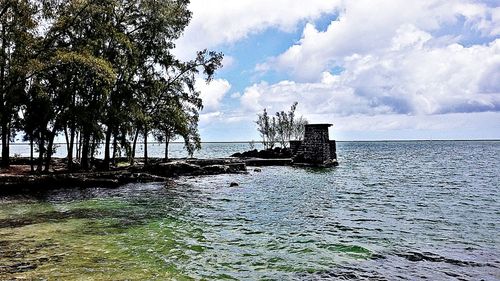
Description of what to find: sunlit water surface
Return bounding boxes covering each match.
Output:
[1,141,499,280]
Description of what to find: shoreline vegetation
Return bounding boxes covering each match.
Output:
[0,1,223,174]
[0,146,303,193]
[0,156,248,193]
[0,1,326,194]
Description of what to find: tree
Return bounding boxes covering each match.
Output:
[255,108,276,149]
[256,102,307,149]
[152,90,199,160]
[292,116,308,141]
[1,0,223,172]
[0,0,38,168]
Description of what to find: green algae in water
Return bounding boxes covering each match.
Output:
[1,141,499,280]
[0,199,196,280]
[0,220,194,280]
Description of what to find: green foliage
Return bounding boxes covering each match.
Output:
[51,51,116,83]
[0,0,223,170]
[256,102,308,149]
[1,0,40,167]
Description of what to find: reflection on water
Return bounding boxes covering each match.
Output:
[1,141,499,280]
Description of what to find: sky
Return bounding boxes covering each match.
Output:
[173,0,500,141]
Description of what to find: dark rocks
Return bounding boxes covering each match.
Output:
[202,164,229,174]
[231,149,258,158]
[0,158,248,193]
[230,182,239,187]
[202,164,246,175]
[231,147,291,159]
[186,158,233,166]
[244,158,292,166]
[226,163,247,173]
[0,171,168,193]
[254,168,262,172]
[146,159,247,177]
[147,161,201,177]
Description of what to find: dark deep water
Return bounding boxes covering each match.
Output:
[1,141,499,280]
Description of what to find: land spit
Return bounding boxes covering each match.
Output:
[0,157,249,193]
[0,152,338,193]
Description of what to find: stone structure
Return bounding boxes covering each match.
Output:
[290,124,338,166]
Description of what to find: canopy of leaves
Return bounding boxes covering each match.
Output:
[0,0,223,169]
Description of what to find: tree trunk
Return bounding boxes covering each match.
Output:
[68,92,76,169]
[164,132,170,160]
[90,135,96,167]
[103,126,112,170]
[130,128,139,165]
[81,132,90,170]
[143,126,148,166]
[0,20,8,168]
[67,124,75,170]
[76,131,81,160]
[45,131,56,172]
[64,126,70,156]
[37,134,44,172]
[112,134,117,163]
[30,135,34,172]
[1,122,9,168]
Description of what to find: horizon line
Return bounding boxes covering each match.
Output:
[6,139,500,145]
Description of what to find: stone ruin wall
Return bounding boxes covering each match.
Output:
[329,140,337,160]
[290,125,337,165]
[302,125,330,164]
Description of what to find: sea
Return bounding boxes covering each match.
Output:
[1,141,499,280]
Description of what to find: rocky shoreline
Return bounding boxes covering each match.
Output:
[231,147,339,167]
[1,147,339,193]
[0,158,247,193]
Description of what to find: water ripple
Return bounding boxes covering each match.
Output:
[0,141,499,280]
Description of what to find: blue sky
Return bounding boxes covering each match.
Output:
[174,0,500,141]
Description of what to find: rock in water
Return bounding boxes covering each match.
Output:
[230,182,239,187]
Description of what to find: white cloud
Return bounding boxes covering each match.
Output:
[240,38,500,117]
[178,0,500,140]
[264,0,499,81]
[241,0,499,119]
[200,111,223,124]
[196,78,231,113]
[330,112,500,140]
[174,0,341,59]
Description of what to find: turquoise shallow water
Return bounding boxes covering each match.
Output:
[1,141,499,280]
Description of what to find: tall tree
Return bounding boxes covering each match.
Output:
[256,102,307,149]
[2,0,223,171]
[0,0,38,168]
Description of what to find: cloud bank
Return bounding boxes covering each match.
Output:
[174,0,340,59]
[250,0,500,116]
[179,0,500,140]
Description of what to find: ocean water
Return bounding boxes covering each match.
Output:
[8,141,264,159]
[0,141,499,280]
